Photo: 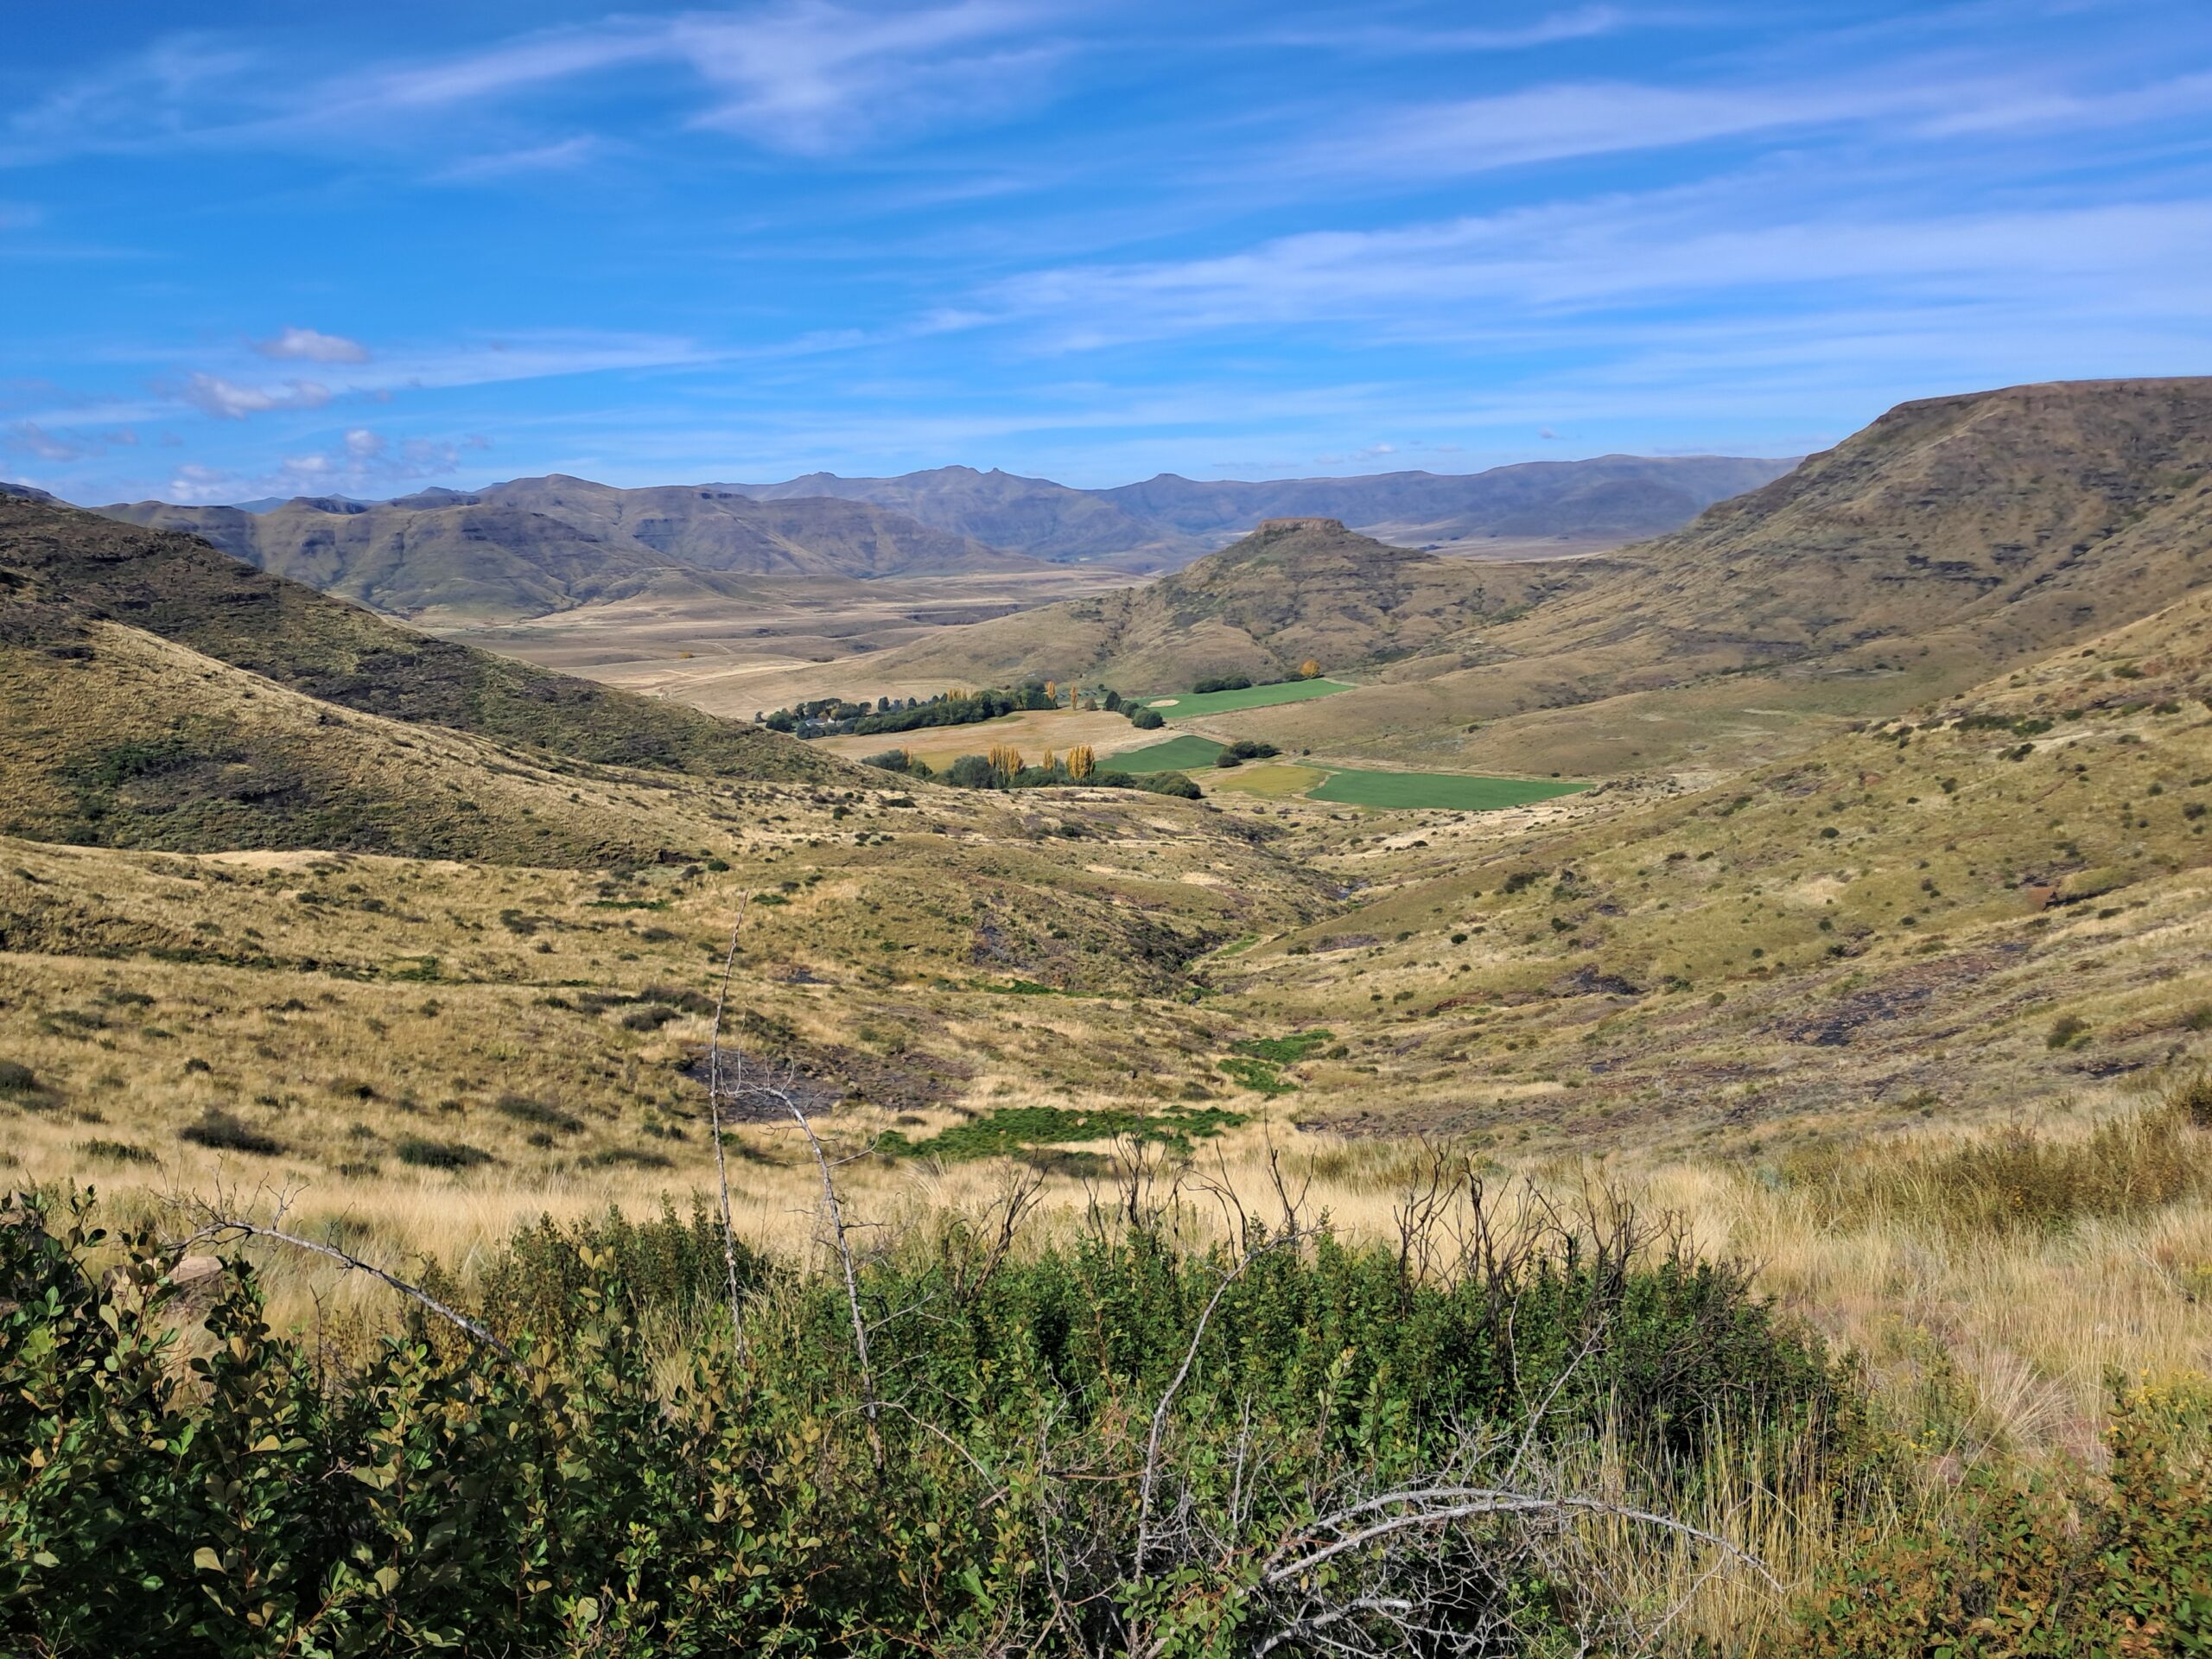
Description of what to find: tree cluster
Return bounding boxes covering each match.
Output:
[761,683,1058,740]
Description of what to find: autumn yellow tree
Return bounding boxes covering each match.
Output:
[1045,680,1058,704]
[1040,748,1058,773]
[988,744,1024,779]
[1298,658,1321,679]
[1067,745,1096,779]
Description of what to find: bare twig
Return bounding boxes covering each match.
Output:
[705,893,752,1358]
[1134,1223,1305,1574]
[745,1067,886,1468]
[183,1213,525,1370]
[1263,1486,1783,1592]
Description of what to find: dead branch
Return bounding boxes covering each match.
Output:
[181,1212,525,1371]
[705,894,752,1359]
[741,1066,886,1469]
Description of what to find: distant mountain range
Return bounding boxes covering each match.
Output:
[97,475,1034,622]
[728,455,1795,569]
[78,453,1796,622]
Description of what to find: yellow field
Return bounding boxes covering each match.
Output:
[1205,762,1329,798]
[817,706,1166,771]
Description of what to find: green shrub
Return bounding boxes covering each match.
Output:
[394,1136,493,1170]
[0,1185,1853,1657]
[1128,708,1166,730]
[2047,1013,2090,1048]
[74,1139,155,1165]
[177,1109,283,1156]
[491,1094,583,1135]
[1230,1029,1336,1064]
[1789,1380,2211,1657]
[0,1060,39,1096]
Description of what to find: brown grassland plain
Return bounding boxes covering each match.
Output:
[7,575,2212,1506]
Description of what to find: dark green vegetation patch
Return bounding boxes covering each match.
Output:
[879,1103,1247,1160]
[1109,734,1225,771]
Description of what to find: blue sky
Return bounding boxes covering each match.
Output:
[4,1,2210,505]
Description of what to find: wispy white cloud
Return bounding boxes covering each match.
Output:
[1258,6,1643,55]
[162,427,491,503]
[669,2,1058,153]
[4,420,138,461]
[7,421,86,462]
[3,3,1064,168]
[975,184,2212,353]
[1294,64,2212,181]
[433,135,602,182]
[180,373,333,419]
[255,326,370,364]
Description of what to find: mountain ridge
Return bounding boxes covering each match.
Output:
[0,493,844,861]
[96,475,1038,623]
[729,453,1797,570]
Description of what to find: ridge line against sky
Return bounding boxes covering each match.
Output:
[3,0,2209,505]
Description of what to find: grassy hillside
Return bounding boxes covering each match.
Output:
[99,474,1033,622]
[1,494,836,786]
[848,517,1600,693]
[1220,576,2212,1152]
[1177,378,2212,774]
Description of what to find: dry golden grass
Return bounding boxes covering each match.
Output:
[817,706,1149,772]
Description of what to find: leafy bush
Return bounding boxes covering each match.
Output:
[177,1109,283,1156]
[74,1139,156,1164]
[491,1094,583,1135]
[1231,1029,1335,1064]
[0,1186,1853,1657]
[0,1060,39,1096]
[1218,1056,1294,1094]
[881,1103,1246,1160]
[1128,708,1166,730]
[1192,673,1254,694]
[1789,1378,2210,1657]
[394,1135,493,1170]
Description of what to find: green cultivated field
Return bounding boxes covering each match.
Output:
[1144,677,1352,717]
[1306,769,1587,810]
[1110,734,1226,769]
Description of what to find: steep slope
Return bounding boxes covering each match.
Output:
[99,476,1034,621]
[0,493,836,788]
[1539,378,2212,675]
[0,620,750,865]
[846,518,1603,692]
[1233,378,2212,766]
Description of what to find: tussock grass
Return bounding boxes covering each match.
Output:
[1782,1085,2212,1237]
